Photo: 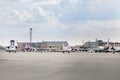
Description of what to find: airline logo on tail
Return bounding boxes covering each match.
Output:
[25,43,31,51]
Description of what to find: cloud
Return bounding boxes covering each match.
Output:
[12,10,32,22]
[68,0,83,4]
[1,0,120,46]
[63,20,120,42]
[86,0,120,17]
[66,20,120,32]
[19,0,33,2]
[32,4,48,17]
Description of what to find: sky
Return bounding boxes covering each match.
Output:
[0,0,120,46]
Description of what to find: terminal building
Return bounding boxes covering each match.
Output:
[17,42,41,51]
[83,40,120,48]
[17,41,68,52]
[40,41,68,51]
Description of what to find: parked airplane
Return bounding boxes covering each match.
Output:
[22,43,36,52]
[62,44,74,53]
[25,43,31,51]
[111,47,120,53]
[94,46,109,52]
[6,40,17,52]
[94,39,110,53]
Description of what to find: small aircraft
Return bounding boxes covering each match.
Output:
[6,40,17,52]
[62,44,74,53]
[111,47,120,53]
[22,43,36,52]
[25,43,31,51]
[94,46,109,52]
[94,39,110,53]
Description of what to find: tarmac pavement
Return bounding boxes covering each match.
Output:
[0,52,120,80]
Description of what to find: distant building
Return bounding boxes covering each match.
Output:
[83,42,97,48]
[75,45,82,48]
[102,42,120,47]
[17,41,69,51]
[17,42,41,51]
[83,40,120,48]
[40,41,69,51]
